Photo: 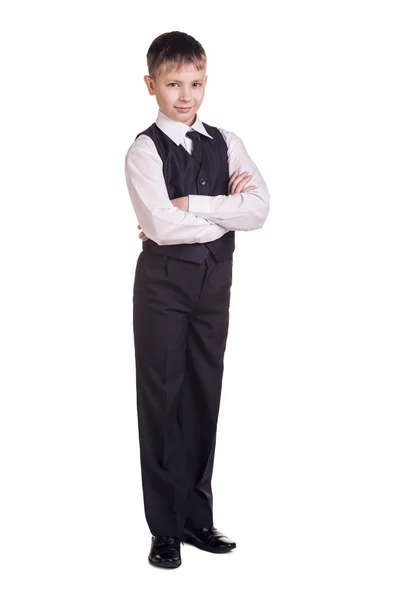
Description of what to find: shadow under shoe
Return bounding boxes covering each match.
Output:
[182,526,236,554]
[148,536,182,568]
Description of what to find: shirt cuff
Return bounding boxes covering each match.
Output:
[188,194,212,214]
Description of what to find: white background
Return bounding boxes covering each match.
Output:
[1,0,399,597]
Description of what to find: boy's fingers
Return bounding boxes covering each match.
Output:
[228,173,253,194]
[229,182,256,194]
[230,174,252,192]
[228,171,242,184]
[229,171,251,181]
[228,173,237,185]
[231,180,247,194]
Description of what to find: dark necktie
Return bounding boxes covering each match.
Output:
[185,130,203,166]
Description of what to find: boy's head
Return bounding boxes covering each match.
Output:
[144,31,207,126]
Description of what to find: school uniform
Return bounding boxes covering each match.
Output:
[125,109,270,537]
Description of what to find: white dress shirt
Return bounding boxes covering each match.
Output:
[124,109,270,246]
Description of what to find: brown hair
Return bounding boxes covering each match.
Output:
[146,31,207,80]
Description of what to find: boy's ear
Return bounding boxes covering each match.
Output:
[143,75,155,96]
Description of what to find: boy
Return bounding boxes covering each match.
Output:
[124,31,270,569]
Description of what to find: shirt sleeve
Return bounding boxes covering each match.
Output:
[187,129,271,231]
[124,135,229,246]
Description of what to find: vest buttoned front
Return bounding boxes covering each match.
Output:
[135,122,235,262]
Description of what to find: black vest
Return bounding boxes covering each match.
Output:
[135,122,235,263]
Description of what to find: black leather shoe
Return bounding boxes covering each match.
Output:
[148,536,182,568]
[182,526,236,553]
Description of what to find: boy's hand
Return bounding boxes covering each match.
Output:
[228,170,257,194]
[171,196,189,211]
[137,224,149,241]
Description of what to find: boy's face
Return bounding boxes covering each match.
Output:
[144,63,207,126]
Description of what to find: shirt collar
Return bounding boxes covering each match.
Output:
[155,109,213,145]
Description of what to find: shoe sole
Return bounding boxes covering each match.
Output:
[181,535,236,554]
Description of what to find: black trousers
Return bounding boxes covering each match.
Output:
[132,250,233,537]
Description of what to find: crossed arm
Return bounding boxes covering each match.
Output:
[125,129,270,246]
[137,170,257,241]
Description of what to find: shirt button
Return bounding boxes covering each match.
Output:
[200,178,207,185]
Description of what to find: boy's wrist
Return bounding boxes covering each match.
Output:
[171,196,189,212]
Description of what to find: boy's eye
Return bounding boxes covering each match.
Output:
[167,83,202,87]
